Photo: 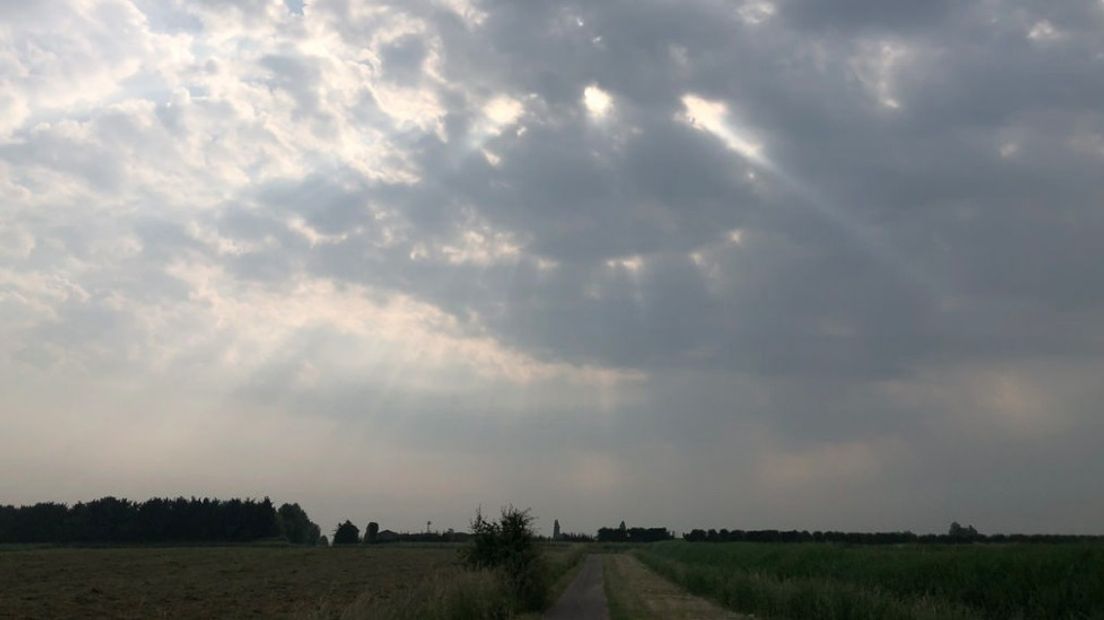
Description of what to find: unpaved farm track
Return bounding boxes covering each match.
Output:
[544,554,609,620]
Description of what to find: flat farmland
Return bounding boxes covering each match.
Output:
[636,541,1104,619]
[0,545,459,619]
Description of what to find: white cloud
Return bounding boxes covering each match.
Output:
[434,0,487,27]
[0,0,191,137]
[474,94,525,144]
[737,1,775,25]
[1027,20,1062,42]
[0,221,35,260]
[605,254,644,272]
[483,95,524,127]
[439,227,522,266]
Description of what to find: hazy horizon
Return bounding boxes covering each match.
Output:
[3,0,1104,538]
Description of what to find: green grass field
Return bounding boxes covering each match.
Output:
[636,541,1104,619]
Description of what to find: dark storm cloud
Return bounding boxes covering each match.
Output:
[253,0,1099,379]
[143,0,1103,392]
[228,0,1104,471]
[779,0,954,32]
[379,34,430,84]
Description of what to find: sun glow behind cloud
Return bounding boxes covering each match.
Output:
[583,84,613,118]
[482,96,524,131]
[679,94,765,163]
[675,93,938,297]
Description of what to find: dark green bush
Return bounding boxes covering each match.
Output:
[461,506,547,612]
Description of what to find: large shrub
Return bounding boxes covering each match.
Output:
[460,506,547,612]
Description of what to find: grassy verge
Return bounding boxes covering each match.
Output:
[605,553,739,620]
[635,541,1104,619]
[604,553,644,620]
[306,567,512,620]
[516,543,589,619]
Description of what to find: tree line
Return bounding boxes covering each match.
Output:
[682,522,1104,545]
[328,519,473,545]
[597,521,674,542]
[555,532,595,542]
[0,497,323,545]
[9,498,1098,548]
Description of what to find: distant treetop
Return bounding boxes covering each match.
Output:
[332,520,360,545]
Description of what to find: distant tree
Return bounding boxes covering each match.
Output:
[948,521,980,542]
[333,520,360,545]
[318,535,329,546]
[364,521,379,544]
[306,521,321,545]
[278,503,322,545]
[553,519,561,541]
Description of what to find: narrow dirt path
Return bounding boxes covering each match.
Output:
[544,554,609,620]
[603,554,744,619]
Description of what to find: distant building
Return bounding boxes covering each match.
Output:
[377,529,400,542]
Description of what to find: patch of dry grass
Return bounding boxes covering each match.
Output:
[0,545,458,619]
[604,553,741,620]
[0,542,591,620]
[305,566,511,620]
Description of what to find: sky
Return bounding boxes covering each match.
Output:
[2,0,1104,537]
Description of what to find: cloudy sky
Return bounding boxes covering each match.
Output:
[2,0,1104,536]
